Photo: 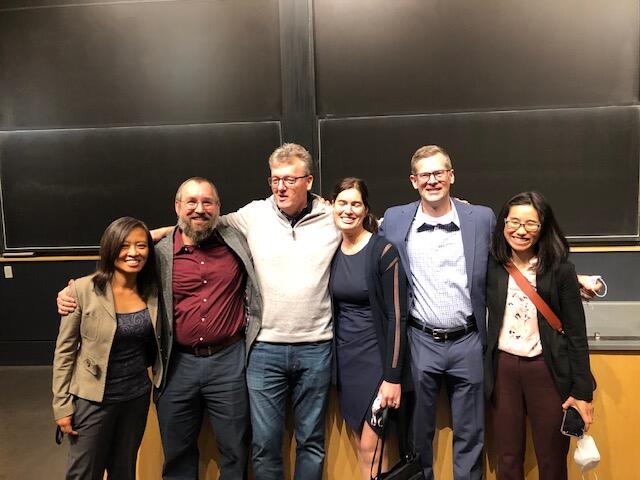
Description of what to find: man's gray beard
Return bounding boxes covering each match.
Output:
[178,216,219,244]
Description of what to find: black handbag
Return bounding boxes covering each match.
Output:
[370,408,425,480]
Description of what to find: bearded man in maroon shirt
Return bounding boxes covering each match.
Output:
[57,177,262,480]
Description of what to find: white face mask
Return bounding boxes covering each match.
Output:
[574,434,600,473]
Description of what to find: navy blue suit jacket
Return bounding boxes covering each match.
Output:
[379,198,496,345]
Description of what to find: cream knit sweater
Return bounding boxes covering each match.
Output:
[222,194,341,343]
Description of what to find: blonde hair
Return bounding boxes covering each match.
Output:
[410,145,452,173]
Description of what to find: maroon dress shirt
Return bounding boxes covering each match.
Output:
[172,229,246,348]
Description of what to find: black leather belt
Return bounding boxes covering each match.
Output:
[409,316,476,342]
[176,333,242,357]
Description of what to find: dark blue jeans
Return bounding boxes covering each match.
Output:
[246,341,332,480]
[156,340,249,480]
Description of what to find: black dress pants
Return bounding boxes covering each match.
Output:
[66,392,150,480]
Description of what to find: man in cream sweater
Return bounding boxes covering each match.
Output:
[221,143,340,480]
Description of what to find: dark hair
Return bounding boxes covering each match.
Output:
[331,177,379,234]
[92,217,158,299]
[491,191,569,274]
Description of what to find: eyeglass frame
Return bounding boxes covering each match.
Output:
[504,218,542,233]
[179,199,219,210]
[411,169,452,182]
[267,175,310,188]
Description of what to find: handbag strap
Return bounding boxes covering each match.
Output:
[504,262,564,333]
[370,408,390,479]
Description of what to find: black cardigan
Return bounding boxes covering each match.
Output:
[484,256,593,402]
[330,234,409,385]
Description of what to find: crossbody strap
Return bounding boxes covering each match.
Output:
[504,262,564,334]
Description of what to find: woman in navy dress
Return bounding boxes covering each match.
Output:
[330,177,409,479]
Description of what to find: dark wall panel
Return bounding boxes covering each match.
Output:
[0,260,95,364]
[0,261,94,341]
[315,0,639,116]
[0,0,281,128]
[319,106,639,239]
[0,121,281,251]
[570,252,640,301]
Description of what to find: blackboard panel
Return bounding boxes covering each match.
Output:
[570,252,640,301]
[0,122,281,251]
[0,261,95,341]
[315,0,639,116]
[319,106,639,240]
[0,0,281,128]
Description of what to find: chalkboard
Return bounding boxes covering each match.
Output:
[319,106,640,242]
[315,0,638,116]
[0,122,282,252]
[0,0,281,129]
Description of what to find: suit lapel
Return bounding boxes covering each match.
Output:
[397,202,420,283]
[456,200,476,294]
[156,230,175,326]
[147,292,159,329]
[218,226,246,266]
[535,268,553,309]
[400,201,421,242]
[98,284,117,321]
[495,263,509,323]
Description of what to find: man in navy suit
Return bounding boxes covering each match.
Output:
[379,145,495,480]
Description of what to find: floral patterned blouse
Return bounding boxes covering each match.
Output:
[497,258,543,357]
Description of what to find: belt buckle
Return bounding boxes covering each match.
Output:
[431,329,448,342]
[194,345,213,357]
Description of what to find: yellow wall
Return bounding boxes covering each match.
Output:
[136,352,640,479]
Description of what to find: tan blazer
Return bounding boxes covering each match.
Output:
[52,275,162,420]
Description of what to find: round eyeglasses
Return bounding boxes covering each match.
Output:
[504,218,541,233]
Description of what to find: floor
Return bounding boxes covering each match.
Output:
[0,366,67,480]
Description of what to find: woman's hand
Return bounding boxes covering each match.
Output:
[56,415,79,436]
[378,381,401,409]
[562,396,594,432]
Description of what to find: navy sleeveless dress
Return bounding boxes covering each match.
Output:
[331,241,383,431]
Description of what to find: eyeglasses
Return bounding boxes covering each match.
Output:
[267,175,309,187]
[413,169,452,182]
[181,200,218,210]
[504,218,541,233]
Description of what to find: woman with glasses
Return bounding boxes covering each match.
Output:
[52,217,162,480]
[329,177,409,479]
[484,191,594,479]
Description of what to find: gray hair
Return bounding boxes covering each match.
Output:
[175,177,219,202]
[268,143,313,175]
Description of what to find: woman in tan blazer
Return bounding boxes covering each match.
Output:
[52,217,162,480]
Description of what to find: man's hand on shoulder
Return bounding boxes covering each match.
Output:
[150,226,173,243]
[57,280,77,316]
[577,275,605,301]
